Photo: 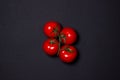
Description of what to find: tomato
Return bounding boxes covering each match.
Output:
[59,45,77,63]
[43,21,61,38]
[43,38,59,56]
[60,27,77,44]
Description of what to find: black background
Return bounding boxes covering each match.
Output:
[0,0,120,80]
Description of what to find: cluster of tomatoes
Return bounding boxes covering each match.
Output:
[43,21,78,63]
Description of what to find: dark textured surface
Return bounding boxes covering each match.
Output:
[0,0,120,80]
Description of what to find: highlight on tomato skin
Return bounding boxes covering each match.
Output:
[42,38,59,56]
[59,45,77,63]
[43,21,61,38]
[60,27,77,45]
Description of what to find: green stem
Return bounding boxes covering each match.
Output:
[57,35,61,56]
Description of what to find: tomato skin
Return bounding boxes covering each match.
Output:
[59,45,77,63]
[44,21,61,38]
[43,38,59,56]
[60,27,77,44]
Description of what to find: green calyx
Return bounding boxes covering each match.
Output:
[64,47,73,53]
[52,27,59,35]
[60,33,66,43]
[60,33,65,38]
[49,40,55,44]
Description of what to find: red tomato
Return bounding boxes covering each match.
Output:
[60,27,77,44]
[44,21,61,38]
[59,45,77,63]
[43,38,59,56]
